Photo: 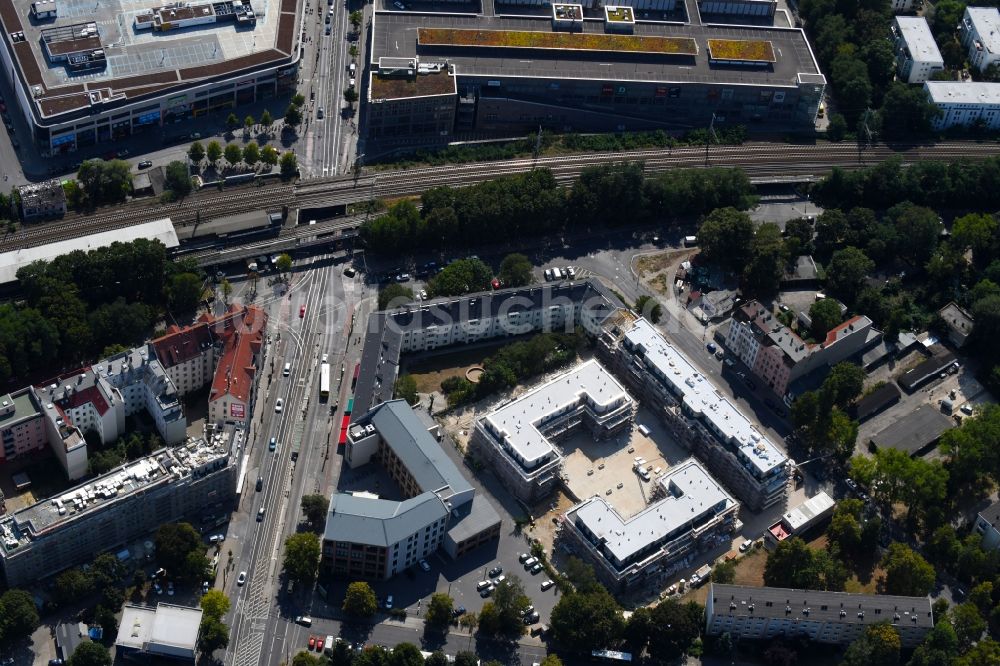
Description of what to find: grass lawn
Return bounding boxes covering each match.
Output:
[402,342,508,394]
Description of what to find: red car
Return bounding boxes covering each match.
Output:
[299,305,306,318]
[491,278,501,290]
[308,636,316,650]
[316,637,325,651]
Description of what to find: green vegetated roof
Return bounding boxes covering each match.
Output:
[605,6,635,21]
[418,27,698,55]
[706,39,776,62]
[371,69,456,100]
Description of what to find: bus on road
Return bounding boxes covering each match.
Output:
[319,362,330,401]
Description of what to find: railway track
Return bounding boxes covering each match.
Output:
[3,141,1000,253]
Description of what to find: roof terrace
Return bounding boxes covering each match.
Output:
[417,27,698,56]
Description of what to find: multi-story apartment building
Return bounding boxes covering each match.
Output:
[323,400,501,580]
[891,17,944,83]
[890,0,917,12]
[726,301,876,402]
[470,359,635,504]
[0,428,241,586]
[975,499,1000,550]
[925,80,1000,130]
[0,389,48,467]
[562,459,738,592]
[354,280,621,416]
[961,7,1000,72]
[600,316,789,511]
[151,321,215,397]
[706,584,934,648]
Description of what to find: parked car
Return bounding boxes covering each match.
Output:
[530,562,543,574]
[308,636,316,650]
[393,0,406,8]
[275,398,283,413]
[519,553,530,563]
[418,559,431,572]
[706,342,717,353]
[138,160,153,169]
[316,637,325,651]
[453,606,466,617]
[209,534,225,543]
[739,539,753,552]
[300,305,306,317]
[489,566,503,577]
[385,595,393,609]
[541,579,555,591]
[269,437,277,452]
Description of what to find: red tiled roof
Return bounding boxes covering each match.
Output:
[63,384,110,416]
[151,322,213,368]
[823,315,865,347]
[209,306,268,406]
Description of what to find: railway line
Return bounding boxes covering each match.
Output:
[3,140,1000,253]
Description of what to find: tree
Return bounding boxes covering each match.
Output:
[276,253,292,275]
[284,103,303,128]
[198,615,230,654]
[68,641,112,666]
[283,532,321,584]
[550,588,625,653]
[477,601,501,635]
[635,295,662,324]
[280,152,298,178]
[491,576,531,636]
[784,217,815,257]
[425,592,454,629]
[498,253,534,287]
[563,556,602,594]
[842,623,901,666]
[76,159,133,206]
[454,652,478,666]
[647,600,704,661]
[379,283,414,310]
[292,652,322,666]
[712,560,736,584]
[291,93,306,107]
[809,298,842,340]
[261,145,279,167]
[300,494,330,528]
[0,589,39,646]
[349,9,362,29]
[220,278,233,303]
[243,142,260,166]
[167,272,204,312]
[93,604,118,637]
[390,642,424,666]
[539,656,562,666]
[428,258,493,297]
[822,362,865,408]
[395,374,418,405]
[764,537,846,590]
[697,207,755,273]
[164,160,193,198]
[244,115,255,134]
[226,112,239,131]
[189,141,205,163]
[878,82,939,140]
[825,246,875,304]
[952,602,986,649]
[53,567,95,605]
[155,522,202,574]
[743,222,788,297]
[200,589,231,620]
[827,113,848,142]
[344,88,359,106]
[886,202,942,268]
[343,581,378,617]
[206,140,223,166]
[881,543,936,597]
[224,142,243,166]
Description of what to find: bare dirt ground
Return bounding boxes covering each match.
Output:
[403,344,504,394]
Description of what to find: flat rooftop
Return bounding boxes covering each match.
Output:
[869,403,953,456]
[777,491,834,531]
[372,12,821,87]
[480,359,632,469]
[117,603,202,655]
[925,80,1000,105]
[966,7,1000,57]
[895,17,942,63]
[622,318,787,476]
[370,68,457,100]
[0,390,42,429]
[0,0,298,121]
[569,459,735,566]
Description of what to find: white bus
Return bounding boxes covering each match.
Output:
[319,362,330,401]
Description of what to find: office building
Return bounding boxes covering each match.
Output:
[562,459,738,592]
[368,11,825,138]
[891,17,943,83]
[600,316,789,511]
[960,7,1000,73]
[116,603,203,662]
[470,359,635,504]
[726,301,876,402]
[975,499,1000,550]
[0,0,300,154]
[323,400,500,580]
[17,180,67,220]
[0,428,241,586]
[706,583,934,648]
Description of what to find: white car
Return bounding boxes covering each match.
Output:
[543,269,553,281]
[739,539,753,552]
[385,595,393,609]
[419,559,431,572]
[275,398,283,413]
[321,353,329,363]
[237,571,247,586]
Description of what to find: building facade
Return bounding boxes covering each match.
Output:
[600,316,789,512]
[0,389,48,466]
[975,500,1000,550]
[960,7,1000,73]
[17,180,67,220]
[0,429,240,586]
[470,359,635,504]
[562,459,738,592]
[891,17,944,84]
[706,584,934,648]
[925,80,1000,129]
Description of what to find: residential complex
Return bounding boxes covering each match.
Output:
[367,10,825,138]
[725,301,877,403]
[0,428,241,586]
[0,0,301,153]
[975,499,1000,550]
[561,459,739,592]
[323,400,501,580]
[925,81,1000,130]
[891,17,943,84]
[706,584,935,648]
[116,603,203,662]
[960,7,1000,73]
[470,359,636,504]
[600,315,789,511]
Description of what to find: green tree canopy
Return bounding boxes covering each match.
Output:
[206,140,223,164]
[283,532,321,584]
[550,587,625,653]
[76,159,133,206]
[809,298,842,340]
[881,543,936,597]
[261,145,279,166]
[390,642,424,666]
[697,207,755,274]
[635,295,662,324]
[189,141,205,162]
[166,272,204,312]
[764,537,846,591]
[68,641,112,666]
[164,160,192,198]
[379,283,414,310]
[0,589,40,646]
[280,152,298,178]
[825,247,875,305]
[200,589,231,620]
[743,222,788,297]
[424,592,454,629]
[842,622,901,666]
[394,374,418,405]
[647,600,704,661]
[243,142,261,166]
[343,581,378,617]
[224,143,243,165]
[428,258,493,297]
[155,522,202,575]
[300,494,330,528]
[498,253,534,287]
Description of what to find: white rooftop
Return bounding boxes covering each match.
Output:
[967,7,1000,56]
[481,359,631,468]
[622,318,787,475]
[117,603,202,658]
[896,16,943,63]
[925,80,1000,104]
[571,459,735,564]
[0,218,178,285]
[780,491,835,531]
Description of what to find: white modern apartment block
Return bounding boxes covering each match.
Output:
[601,315,789,511]
[892,17,944,83]
[562,459,739,592]
[470,359,636,504]
[925,81,1000,129]
[960,7,1000,72]
[975,499,1000,550]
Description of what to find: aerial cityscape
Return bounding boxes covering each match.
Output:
[2,0,1000,663]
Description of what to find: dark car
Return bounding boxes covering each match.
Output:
[452,605,466,617]
[488,566,503,577]
[138,160,153,169]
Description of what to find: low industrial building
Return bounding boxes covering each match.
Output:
[600,315,789,511]
[323,400,501,580]
[891,17,944,84]
[938,302,975,348]
[0,428,241,586]
[960,7,1000,73]
[765,491,835,545]
[367,11,825,138]
[116,603,203,661]
[706,583,934,648]
[897,349,957,392]
[924,81,1000,131]
[17,180,67,220]
[974,499,1000,550]
[561,459,739,592]
[470,359,635,504]
[852,383,902,422]
[868,403,954,457]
